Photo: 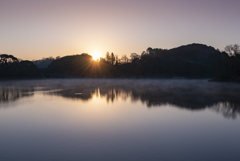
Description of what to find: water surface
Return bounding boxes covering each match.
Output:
[0,79,240,161]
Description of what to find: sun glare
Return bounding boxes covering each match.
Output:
[91,51,101,61]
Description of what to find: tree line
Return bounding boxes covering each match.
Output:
[1,43,240,81]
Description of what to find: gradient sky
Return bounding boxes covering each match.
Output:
[0,0,240,60]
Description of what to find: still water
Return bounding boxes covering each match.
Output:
[0,79,240,161]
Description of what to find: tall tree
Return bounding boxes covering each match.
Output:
[105,52,111,63]
[110,52,115,65]
[121,55,129,63]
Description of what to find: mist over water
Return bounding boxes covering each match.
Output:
[1,79,240,118]
[0,79,240,161]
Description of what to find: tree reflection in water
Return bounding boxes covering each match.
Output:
[0,87,34,104]
[0,79,240,118]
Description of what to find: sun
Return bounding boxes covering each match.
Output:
[91,51,101,61]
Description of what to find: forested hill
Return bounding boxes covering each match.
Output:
[46,43,232,79]
[47,54,120,78]
[118,43,224,78]
[1,43,240,80]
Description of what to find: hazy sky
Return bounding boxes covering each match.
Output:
[0,0,240,60]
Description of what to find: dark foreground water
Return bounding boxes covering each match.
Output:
[0,79,240,161]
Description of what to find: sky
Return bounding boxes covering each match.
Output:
[0,0,240,60]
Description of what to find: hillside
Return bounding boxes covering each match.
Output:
[46,44,225,78]
[1,43,239,79]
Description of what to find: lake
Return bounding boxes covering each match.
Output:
[0,79,240,161]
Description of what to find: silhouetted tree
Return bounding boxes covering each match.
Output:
[225,44,240,56]
[146,47,153,55]
[0,54,19,64]
[110,52,115,65]
[141,51,147,58]
[0,54,41,78]
[105,52,111,63]
[115,55,120,65]
[121,55,129,63]
[233,44,240,55]
[130,53,140,62]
